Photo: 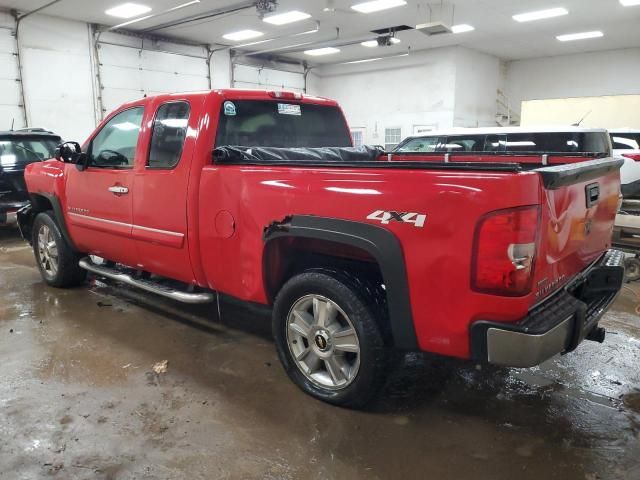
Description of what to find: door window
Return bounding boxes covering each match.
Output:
[148,102,191,169]
[89,107,144,168]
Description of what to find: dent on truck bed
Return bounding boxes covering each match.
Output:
[263,215,419,350]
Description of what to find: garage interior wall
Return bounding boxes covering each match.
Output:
[0,11,21,131]
[6,11,640,144]
[504,48,640,122]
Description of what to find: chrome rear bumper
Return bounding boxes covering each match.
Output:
[470,250,625,367]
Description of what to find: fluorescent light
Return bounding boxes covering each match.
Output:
[263,10,311,25]
[304,47,340,56]
[361,37,401,47]
[620,0,640,5]
[344,57,383,64]
[513,7,568,22]
[223,29,264,41]
[109,1,199,30]
[105,3,151,18]
[351,0,407,14]
[451,24,474,34]
[557,30,603,41]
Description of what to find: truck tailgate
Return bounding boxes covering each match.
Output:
[533,158,623,301]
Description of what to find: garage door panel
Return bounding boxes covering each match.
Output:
[99,44,142,69]
[233,64,305,92]
[0,105,23,130]
[141,50,208,77]
[101,64,142,91]
[0,52,18,79]
[0,31,15,52]
[98,39,209,120]
[140,69,206,93]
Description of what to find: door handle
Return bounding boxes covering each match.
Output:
[108,185,129,195]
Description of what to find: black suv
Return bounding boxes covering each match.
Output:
[0,129,61,225]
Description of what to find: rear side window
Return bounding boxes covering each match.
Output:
[148,102,191,169]
[215,100,351,148]
[611,133,640,150]
[504,132,610,156]
[437,135,486,152]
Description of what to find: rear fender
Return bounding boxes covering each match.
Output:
[263,215,418,350]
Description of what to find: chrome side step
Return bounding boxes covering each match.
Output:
[79,258,214,304]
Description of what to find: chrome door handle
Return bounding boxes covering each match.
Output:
[108,185,129,195]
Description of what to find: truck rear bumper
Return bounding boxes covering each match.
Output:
[0,200,28,225]
[470,249,625,367]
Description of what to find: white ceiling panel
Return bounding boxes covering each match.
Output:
[2,0,640,62]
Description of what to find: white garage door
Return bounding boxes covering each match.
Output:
[0,28,23,130]
[233,63,305,93]
[97,40,210,117]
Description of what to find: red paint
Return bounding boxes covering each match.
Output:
[23,90,621,360]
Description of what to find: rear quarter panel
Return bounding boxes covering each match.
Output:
[198,165,542,358]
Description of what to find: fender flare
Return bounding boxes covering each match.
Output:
[264,215,418,350]
[29,193,78,251]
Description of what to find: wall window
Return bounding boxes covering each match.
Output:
[89,107,144,168]
[148,102,191,169]
[384,128,402,151]
[351,129,364,147]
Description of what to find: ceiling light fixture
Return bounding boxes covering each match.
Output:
[556,30,603,41]
[351,0,407,14]
[620,0,640,5]
[105,2,152,18]
[263,10,311,25]
[451,24,475,34]
[304,47,341,56]
[223,29,264,41]
[361,37,401,47]
[109,0,199,29]
[513,7,568,22]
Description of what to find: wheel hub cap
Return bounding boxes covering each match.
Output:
[286,294,361,390]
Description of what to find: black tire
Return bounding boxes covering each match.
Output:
[625,257,640,283]
[32,211,86,288]
[272,271,388,408]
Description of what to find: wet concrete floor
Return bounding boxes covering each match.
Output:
[0,225,639,480]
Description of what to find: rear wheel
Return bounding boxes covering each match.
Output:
[32,212,86,288]
[273,271,388,408]
[625,257,640,283]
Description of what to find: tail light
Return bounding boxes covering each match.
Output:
[622,153,640,162]
[472,206,540,296]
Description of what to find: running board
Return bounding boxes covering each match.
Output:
[78,258,214,304]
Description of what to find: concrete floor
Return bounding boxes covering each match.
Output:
[0,226,639,480]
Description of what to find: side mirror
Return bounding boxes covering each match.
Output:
[54,142,89,171]
[55,142,82,163]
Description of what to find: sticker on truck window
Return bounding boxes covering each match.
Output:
[277,103,301,116]
[223,101,236,116]
[367,210,427,228]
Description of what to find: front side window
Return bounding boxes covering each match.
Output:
[505,132,610,155]
[89,107,144,168]
[437,135,487,152]
[215,100,351,148]
[148,102,191,169]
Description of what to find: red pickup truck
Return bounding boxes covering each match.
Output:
[18,90,625,407]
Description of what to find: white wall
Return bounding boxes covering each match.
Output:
[20,15,96,141]
[505,48,640,116]
[316,48,459,145]
[453,48,503,127]
[0,12,21,130]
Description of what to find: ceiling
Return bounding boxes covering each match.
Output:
[2,0,640,64]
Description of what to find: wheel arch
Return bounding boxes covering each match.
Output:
[263,215,418,350]
[19,193,77,251]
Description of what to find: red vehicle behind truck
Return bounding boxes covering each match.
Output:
[18,89,625,407]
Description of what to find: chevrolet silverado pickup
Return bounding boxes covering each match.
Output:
[18,90,625,407]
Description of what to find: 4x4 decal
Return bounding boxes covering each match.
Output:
[367,210,427,228]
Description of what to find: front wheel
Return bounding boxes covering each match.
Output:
[32,212,86,288]
[272,271,388,408]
